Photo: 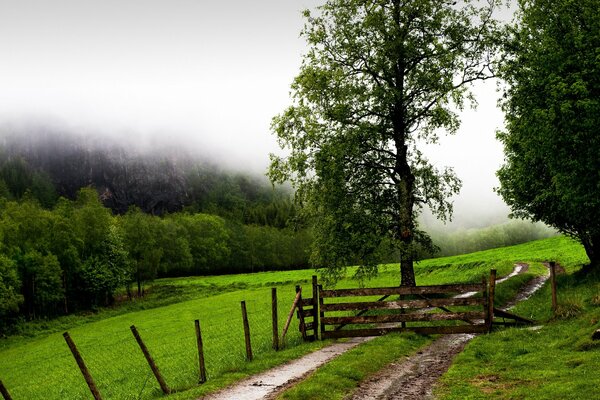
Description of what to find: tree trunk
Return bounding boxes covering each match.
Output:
[582,234,600,270]
[400,252,416,286]
[391,0,416,287]
[137,269,142,298]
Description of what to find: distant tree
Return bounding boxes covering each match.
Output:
[79,225,129,306]
[156,218,193,276]
[0,255,23,325]
[0,157,57,207]
[51,198,82,313]
[73,188,114,258]
[72,188,131,303]
[20,251,63,318]
[270,0,503,285]
[497,0,600,270]
[120,207,162,297]
[176,214,230,274]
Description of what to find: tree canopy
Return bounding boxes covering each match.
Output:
[270,0,503,285]
[497,0,600,270]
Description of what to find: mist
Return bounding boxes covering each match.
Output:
[0,0,522,230]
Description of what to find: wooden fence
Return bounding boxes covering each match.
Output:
[296,270,497,340]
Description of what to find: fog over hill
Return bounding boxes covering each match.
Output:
[0,0,519,230]
[0,124,287,217]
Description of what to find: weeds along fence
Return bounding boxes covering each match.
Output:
[0,286,304,400]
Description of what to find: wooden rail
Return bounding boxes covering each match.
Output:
[308,271,495,339]
[320,283,483,298]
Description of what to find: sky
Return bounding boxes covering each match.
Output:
[0,0,515,228]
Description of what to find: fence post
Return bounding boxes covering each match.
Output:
[241,301,253,360]
[0,380,13,400]
[319,284,325,339]
[488,270,497,332]
[312,276,320,340]
[130,325,170,394]
[482,275,489,328]
[549,261,558,314]
[63,332,103,400]
[271,288,279,351]
[194,320,207,383]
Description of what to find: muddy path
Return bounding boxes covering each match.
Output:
[199,263,547,400]
[201,337,375,400]
[346,262,550,400]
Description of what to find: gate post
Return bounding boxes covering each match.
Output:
[487,269,497,332]
[312,276,321,340]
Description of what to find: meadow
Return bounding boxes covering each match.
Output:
[0,235,588,400]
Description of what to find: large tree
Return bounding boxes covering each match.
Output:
[497,0,600,270]
[270,0,502,285]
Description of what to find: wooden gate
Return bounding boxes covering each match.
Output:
[296,270,499,340]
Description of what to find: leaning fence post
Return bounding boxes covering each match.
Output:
[312,276,320,340]
[0,380,14,400]
[296,285,308,341]
[488,269,497,332]
[130,325,170,394]
[63,332,103,400]
[241,301,253,360]
[272,288,279,351]
[549,261,558,314]
[194,320,207,383]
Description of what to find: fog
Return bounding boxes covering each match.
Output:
[0,0,519,229]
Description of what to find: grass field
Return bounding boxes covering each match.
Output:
[0,235,589,399]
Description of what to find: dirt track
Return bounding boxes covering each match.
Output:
[347,333,474,400]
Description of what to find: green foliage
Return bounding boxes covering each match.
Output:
[0,255,23,324]
[0,185,312,327]
[156,218,193,275]
[120,207,163,295]
[20,251,64,315]
[174,213,231,275]
[497,0,600,268]
[270,0,503,285]
[80,225,130,306]
[0,156,58,207]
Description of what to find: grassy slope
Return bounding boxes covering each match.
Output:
[435,240,600,399]
[0,236,588,400]
[277,236,590,400]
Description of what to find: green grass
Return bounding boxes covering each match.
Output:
[0,235,588,400]
[435,260,600,399]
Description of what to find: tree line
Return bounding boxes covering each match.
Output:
[0,188,310,330]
